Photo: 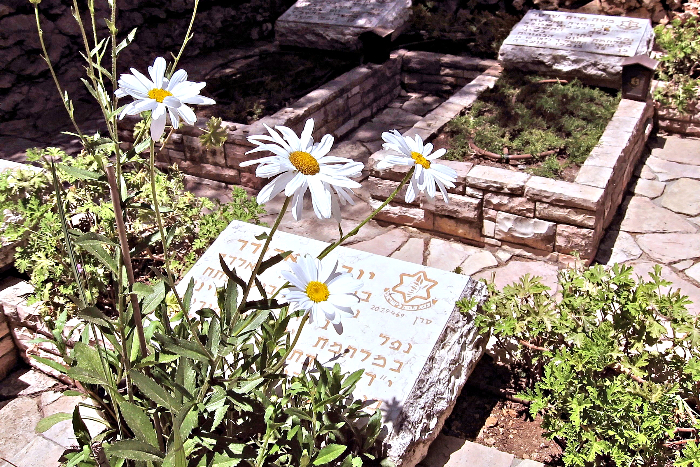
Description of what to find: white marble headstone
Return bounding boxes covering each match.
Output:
[499,10,654,87]
[177,220,487,466]
[275,0,412,51]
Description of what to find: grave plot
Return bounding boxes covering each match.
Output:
[177,220,488,467]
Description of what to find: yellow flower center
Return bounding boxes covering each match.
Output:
[289,151,320,175]
[411,151,431,169]
[148,88,173,103]
[306,281,330,303]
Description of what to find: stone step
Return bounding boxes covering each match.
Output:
[418,435,515,467]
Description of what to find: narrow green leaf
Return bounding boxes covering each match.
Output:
[118,401,158,447]
[258,251,291,275]
[141,279,165,316]
[30,355,68,374]
[219,254,246,290]
[73,405,91,448]
[58,164,102,180]
[129,370,180,411]
[76,236,118,275]
[313,444,346,465]
[107,439,164,462]
[35,412,72,433]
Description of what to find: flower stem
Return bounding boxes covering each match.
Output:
[317,167,415,261]
[240,196,291,310]
[268,313,309,375]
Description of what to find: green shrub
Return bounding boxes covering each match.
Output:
[0,144,265,317]
[654,16,700,113]
[467,264,700,467]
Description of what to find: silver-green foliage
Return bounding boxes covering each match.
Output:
[468,264,700,467]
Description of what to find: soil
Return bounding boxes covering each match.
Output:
[443,354,564,465]
[432,132,581,183]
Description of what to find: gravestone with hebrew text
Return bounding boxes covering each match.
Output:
[275,0,412,51]
[498,10,654,87]
[177,220,487,467]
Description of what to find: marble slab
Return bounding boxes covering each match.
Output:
[275,0,412,51]
[499,10,654,87]
[177,220,487,466]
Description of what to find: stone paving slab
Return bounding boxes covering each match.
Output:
[417,435,515,467]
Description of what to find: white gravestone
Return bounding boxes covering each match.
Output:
[178,220,487,467]
[275,0,412,51]
[498,10,654,87]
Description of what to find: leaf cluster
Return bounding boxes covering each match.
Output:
[470,264,700,467]
[446,71,620,178]
[37,277,391,467]
[0,144,265,318]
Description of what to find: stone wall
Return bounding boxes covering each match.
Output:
[0,0,295,134]
[366,53,654,265]
[656,105,700,136]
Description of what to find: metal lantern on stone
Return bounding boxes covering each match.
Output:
[621,55,659,102]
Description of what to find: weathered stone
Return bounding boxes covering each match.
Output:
[177,220,488,467]
[465,165,529,195]
[328,141,372,165]
[401,94,443,116]
[646,156,700,181]
[632,178,665,198]
[484,193,534,217]
[439,160,473,194]
[276,0,412,51]
[574,165,613,189]
[2,432,66,467]
[418,436,514,467]
[426,238,480,272]
[459,251,498,276]
[650,136,700,165]
[349,228,410,257]
[619,197,697,233]
[686,262,700,284]
[535,202,597,228]
[555,224,598,259]
[369,150,412,183]
[0,397,41,460]
[495,212,556,251]
[636,233,700,263]
[183,135,225,166]
[369,199,435,230]
[483,220,496,237]
[595,230,642,265]
[673,260,695,271]
[660,178,700,216]
[423,194,481,221]
[390,237,425,264]
[433,215,484,242]
[525,177,603,211]
[368,177,419,206]
[473,260,560,291]
[499,11,654,87]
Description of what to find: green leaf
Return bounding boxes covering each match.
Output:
[75,233,118,275]
[69,342,109,385]
[118,401,158,447]
[107,439,164,462]
[210,452,242,466]
[313,444,346,465]
[258,251,291,275]
[35,412,72,433]
[30,355,68,375]
[58,164,102,181]
[73,405,91,448]
[78,306,113,328]
[140,279,165,316]
[129,370,180,411]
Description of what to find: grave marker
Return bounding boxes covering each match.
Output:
[499,10,654,87]
[178,220,487,466]
[275,0,412,51]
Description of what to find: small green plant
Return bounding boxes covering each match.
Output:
[469,264,700,467]
[1,146,264,317]
[654,15,700,114]
[445,72,620,178]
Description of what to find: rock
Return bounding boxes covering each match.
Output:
[418,436,514,467]
[485,416,499,428]
[459,251,498,276]
[484,193,535,218]
[555,224,598,260]
[373,107,422,128]
[0,397,41,460]
[426,238,480,272]
[349,228,410,257]
[276,0,412,51]
[636,233,700,264]
[390,237,425,264]
[465,165,530,195]
[474,260,560,291]
[495,212,556,251]
[646,156,700,182]
[660,178,700,216]
[499,11,654,87]
[632,178,665,198]
[686,262,700,284]
[0,368,59,398]
[525,177,603,211]
[619,197,697,233]
[596,230,642,265]
[401,94,443,116]
[535,202,598,229]
[423,194,481,221]
[650,137,700,166]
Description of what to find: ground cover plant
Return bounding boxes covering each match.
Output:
[467,264,700,467]
[653,14,700,114]
[444,71,620,179]
[19,0,462,463]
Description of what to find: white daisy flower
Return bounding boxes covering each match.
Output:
[378,130,457,204]
[280,254,362,326]
[115,56,215,140]
[241,118,363,220]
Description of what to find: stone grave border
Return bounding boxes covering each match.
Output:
[366,56,654,265]
[652,81,700,137]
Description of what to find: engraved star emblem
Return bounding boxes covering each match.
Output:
[391,271,438,303]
